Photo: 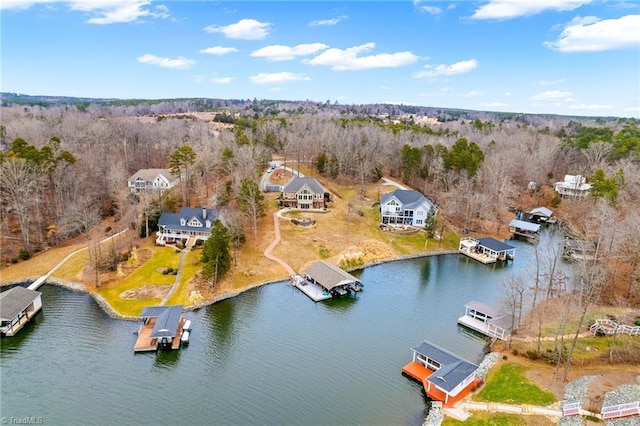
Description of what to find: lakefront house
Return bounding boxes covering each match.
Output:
[380,189,437,228]
[127,168,179,194]
[155,207,222,246]
[279,176,326,209]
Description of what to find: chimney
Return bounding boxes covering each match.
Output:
[202,207,207,219]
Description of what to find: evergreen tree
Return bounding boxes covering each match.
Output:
[201,220,232,284]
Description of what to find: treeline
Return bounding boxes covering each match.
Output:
[0,101,639,304]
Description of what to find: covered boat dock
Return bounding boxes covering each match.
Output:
[0,286,43,337]
[458,237,515,264]
[134,305,186,352]
[509,219,541,242]
[402,340,480,408]
[294,261,362,302]
[457,300,512,340]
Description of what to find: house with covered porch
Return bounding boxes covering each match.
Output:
[279,176,326,209]
[156,207,222,246]
[380,189,437,228]
[127,168,179,194]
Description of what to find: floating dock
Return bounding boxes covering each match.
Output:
[458,237,515,264]
[457,301,512,340]
[293,261,363,302]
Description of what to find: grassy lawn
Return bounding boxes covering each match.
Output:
[443,413,554,426]
[475,363,556,405]
[96,244,183,316]
[165,250,202,306]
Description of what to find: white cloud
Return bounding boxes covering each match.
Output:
[1,0,170,24]
[308,15,347,27]
[204,18,271,40]
[200,46,239,55]
[137,54,195,69]
[306,43,418,71]
[251,43,329,61]
[413,1,443,15]
[568,103,613,110]
[461,90,484,98]
[504,92,512,96]
[530,90,574,102]
[544,15,640,52]
[414,59,478,78]
[538,78,565,86]
[471,0,590,20]
[482,102,508,107]
[249,72,310,84]
[211,76,234,84]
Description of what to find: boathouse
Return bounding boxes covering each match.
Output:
[457,301,512,340]
[295,261,362,302]
[134,305,186,352]
[528,207,555,224]
[509,219,541,242]
[0,286,43,337]
[458,237,515,264]
[402,340,480,407]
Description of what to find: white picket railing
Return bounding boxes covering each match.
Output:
[601,401,640,419]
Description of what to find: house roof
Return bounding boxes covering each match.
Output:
[509,219,541,233]
[127,168,178,184]
[158,207,220,231]
[0,286,42,321]
[477,237,515,253]
[282,176,324,194]
[140,305,183,339]
[381,189,436,211]
[412,341,478,393]
[529,207,553,218]
[302,261,360,291]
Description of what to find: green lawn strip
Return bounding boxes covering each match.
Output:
[97,246,181,316]
[475,363,556,405]
[165,250,201,306]
[443,412,545,425]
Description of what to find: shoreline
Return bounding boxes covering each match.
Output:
[0,249,459,321]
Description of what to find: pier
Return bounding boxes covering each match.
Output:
[458,237,515,264]
[457,301,512,340]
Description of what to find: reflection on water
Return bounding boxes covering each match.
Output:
[1,229,573,425]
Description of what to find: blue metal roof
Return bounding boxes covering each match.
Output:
[140,305,183,339]
[412,341,478,393]
[477,237,515,252]
[157,207,220,232]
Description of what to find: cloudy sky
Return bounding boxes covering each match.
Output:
[2,0,639,117]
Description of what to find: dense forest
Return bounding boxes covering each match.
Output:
[1,95,639,309]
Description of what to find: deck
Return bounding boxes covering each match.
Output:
[457,315,508,340]
[458,247,497,264]
[402,361,480,408]
[292,276,332,302]
[134,316,186,352]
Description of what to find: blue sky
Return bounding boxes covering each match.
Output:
[2,1,639,117]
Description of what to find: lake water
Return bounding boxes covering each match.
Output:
[1,231,572,425]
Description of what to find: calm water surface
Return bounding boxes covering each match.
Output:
[1,231,572,425]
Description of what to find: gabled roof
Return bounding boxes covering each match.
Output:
[158,207,220,231]
[412,341,478,393]
[465,300,500,317]
[140,305,183,339]
[282,176,324,194]
[509,219,541,232]
[302,261,360,291]
[381,189,436,211]
[529,207,553,218]
[127,168,178,183]
[0,286,42,321]
[477,237,515,253]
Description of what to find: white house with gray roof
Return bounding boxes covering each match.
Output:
[280,176,325,209]
[127,168,179,194]
[380,189,437,228]
[156,207,222,246]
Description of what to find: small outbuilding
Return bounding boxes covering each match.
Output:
[0,286,43,337]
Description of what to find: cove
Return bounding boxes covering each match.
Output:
[1,230,572,425]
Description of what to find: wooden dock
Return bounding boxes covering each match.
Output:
[459,248,497,264]
[292,276,332,302]
[457,301,511,340]
[134,315,185,353]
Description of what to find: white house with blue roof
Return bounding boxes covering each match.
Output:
[380,189,437,228]
[155,207,222,246]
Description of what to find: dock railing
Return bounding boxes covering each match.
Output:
[601,401,640,419]
[589,319,640,336]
